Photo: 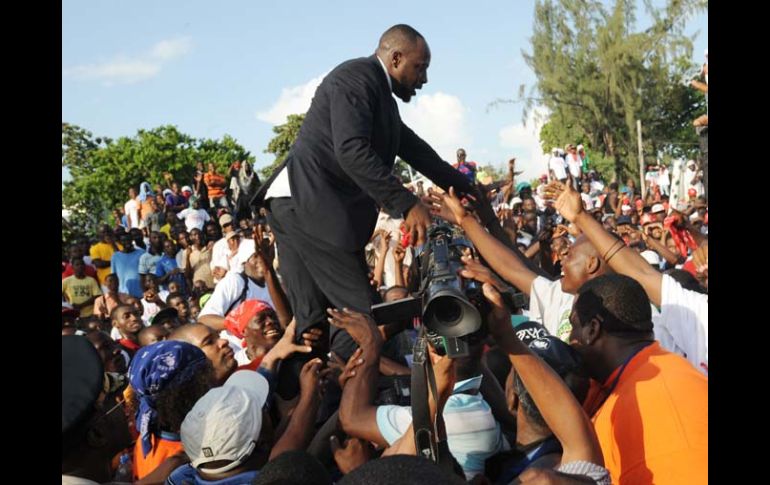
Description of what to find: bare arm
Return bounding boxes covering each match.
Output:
[429,187,539,295]
[270,358,323,459]
[548,181,664,306]
[482,283,604,467]
[328,308,388,448]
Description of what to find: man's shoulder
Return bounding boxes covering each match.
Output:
[326,55,383,88]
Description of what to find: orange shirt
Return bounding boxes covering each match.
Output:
[587,342,707,485]
[204,172,226,199]
[133,433,184,480]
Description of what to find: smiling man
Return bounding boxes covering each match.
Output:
[252,25,476,393]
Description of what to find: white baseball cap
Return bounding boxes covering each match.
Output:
[181,370,270,475]
[235,238,256,268]
[651,203,665,214]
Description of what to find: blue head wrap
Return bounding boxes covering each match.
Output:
[128,340,207,457]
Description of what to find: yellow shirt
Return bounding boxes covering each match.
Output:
[62,275,102,317]
[89,242,122,284]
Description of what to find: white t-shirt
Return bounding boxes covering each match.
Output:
[372,212,413,289]
[549,156,568,180]
[177,208,211,232]
[566,153,582,178]
[210,236,236,274]
[528,276,575,341]
[652,274,708,375]
[529,275,665,347]
[124,199,140,229]
[198,270,275,318]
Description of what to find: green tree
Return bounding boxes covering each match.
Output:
[515,0,706,181]
[261,114,305,179]
[62,123,253,240]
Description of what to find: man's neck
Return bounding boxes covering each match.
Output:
[595,338,653,383]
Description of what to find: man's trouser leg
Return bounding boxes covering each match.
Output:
[267,198,374,399]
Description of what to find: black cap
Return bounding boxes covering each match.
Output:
[514,321,549,346]
[339,455,466,485]
[528,336,584,377]
[62,336,104,439]
[151,307,179,326]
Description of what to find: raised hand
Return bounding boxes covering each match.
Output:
[459,254,507,292]
[327,348,365,388]
[299,357,324,400]
[269,320,313,360]
[326,307,382,349]
[427,186,466,226]
[543,178,583,223]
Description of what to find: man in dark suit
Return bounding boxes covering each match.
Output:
[252,24,475,395]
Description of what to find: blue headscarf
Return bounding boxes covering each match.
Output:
[128,340,208,457]
[138,182,155,202]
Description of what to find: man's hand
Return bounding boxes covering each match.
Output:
[326,308,382,349]
[299,357,323,400]
[404,200,433,247]
[393,244,406,266]
[300,327,324,349]
[543,179,584,223]
[427,343,456,404]
[459,254,507,292]
[377,231,392,255]
[428,186,467,226]
[330,435,373,475]
[328,348,366,389]
[269,320,313,360]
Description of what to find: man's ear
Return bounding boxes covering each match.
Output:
[585,317,602,345]
[392,50,403,69]
[586,255,601,275]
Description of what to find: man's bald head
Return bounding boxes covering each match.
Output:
[376,24,430,103]
[376,24,425,55]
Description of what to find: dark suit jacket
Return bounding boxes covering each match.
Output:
[253,55,474,251]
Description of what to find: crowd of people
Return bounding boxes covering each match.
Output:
[62,145,707,485]
[63,23,707,485]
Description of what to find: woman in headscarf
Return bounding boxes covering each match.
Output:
[128,340,214,480]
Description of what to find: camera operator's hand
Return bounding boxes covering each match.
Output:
[326,307,383,349]
[427,342,456,403]
[404,200,432,247]
[428,186,467,226]
[459,254,507,293]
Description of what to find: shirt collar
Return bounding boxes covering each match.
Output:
[376,55,393,92]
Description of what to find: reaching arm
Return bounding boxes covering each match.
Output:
[269,358,323,459]
[547,180,664,306]
[481,283,604,467]
[429,187,540,295]
[328,307,388,448]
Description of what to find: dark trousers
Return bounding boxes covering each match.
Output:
[266,197,376,397]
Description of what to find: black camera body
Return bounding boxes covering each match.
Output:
[372,224,489,359]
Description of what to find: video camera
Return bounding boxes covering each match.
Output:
[371,223,524,358]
